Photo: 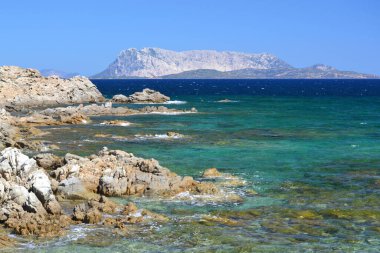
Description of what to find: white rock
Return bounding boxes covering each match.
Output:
[8,184,29,205]
[93,48,290,78]
[27,170,52,204]
[0,147,37,179]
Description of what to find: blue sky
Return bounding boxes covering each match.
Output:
[0,0,379,76]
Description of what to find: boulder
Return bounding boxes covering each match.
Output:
[33,153,63,170]
[0,147,38,180]
[0,148,65,236]
[26,170,61,214]
[112,89,170,104]
[111,94,129,103]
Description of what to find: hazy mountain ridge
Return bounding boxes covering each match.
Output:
[92,48,378,79]
[162,64,378,79]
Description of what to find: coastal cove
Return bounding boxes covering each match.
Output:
[16,79,379,252]
[2,1,380,251]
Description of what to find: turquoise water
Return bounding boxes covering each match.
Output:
[25,93,380,252]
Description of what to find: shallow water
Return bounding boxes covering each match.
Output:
[19,80,380,252]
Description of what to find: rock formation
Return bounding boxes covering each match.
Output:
[0,148,70,237]
[0,146,244,240]
[112,89,170,103]
[0,108,46,150]
[38,103,196,118]
[0,66,104,109]
[51,147,218,200]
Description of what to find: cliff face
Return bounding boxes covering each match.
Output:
[0,66,105,108]
[92,48,291,78]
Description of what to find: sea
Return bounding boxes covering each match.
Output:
[20,79,380,252]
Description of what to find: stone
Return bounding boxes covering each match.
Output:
[5,212,71,237]
[122,202,138,215]
[111,94,129,103]
[88,195,120,214]
[72,203,87,222]
[72,201,104,224]
[0,233,15,248]
[83,208,102,224]
[202,168,223,178]
[55,177,97,200]
[27,170,61,214]
[59,113,89,124]
[111,89,170,104]
[166,132,184,138]
[0,148,64,236]
[33,153,63,170]
[100,120,131,126]
[0,147,38,180]
[199,215,241,226]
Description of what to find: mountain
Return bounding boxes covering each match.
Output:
[91,48,378,79]
[40,69,80,79]
[92,48,291,78]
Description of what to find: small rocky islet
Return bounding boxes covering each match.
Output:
[1,66,379,251]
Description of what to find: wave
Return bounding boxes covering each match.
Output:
[99,121,131,127]
[134,133,184,140]
[148,111,195,115]
[163,100,187,105]
[126,100,187,105]
[215,99,239,103]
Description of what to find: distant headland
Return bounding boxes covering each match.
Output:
[87,48,378,79]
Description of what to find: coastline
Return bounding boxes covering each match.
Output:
[1,67,380,251]
[0,66,245,249]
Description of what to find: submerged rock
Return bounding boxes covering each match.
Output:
[202,168,223,178]
[0,232,15,248]
[202,168,246,187]
[166,132,184,138]
[111,94,129,103]
[72,197,166,227]
[112,89,170,104]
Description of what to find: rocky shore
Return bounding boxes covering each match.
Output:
[0,66,104,110]
[0,66,242,248]
[0,147,232,239]
[0,67,196,151]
